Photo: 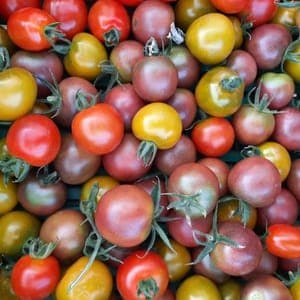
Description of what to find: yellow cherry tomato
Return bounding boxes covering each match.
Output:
[0,174,18,215]
[132,102,182,150]
[185,13,235,65]
[55,256,113,300]
[80,175,119,202]
[195,66,244,117]
[154,238,192,282]
[0,270,18,300]
[174,0,216,32]
[176,274,222,300]
[64,32,108,81]
[229,16,243,49]
[290,277,300,300]
[272,6,299,28]
[0,67,37,121]
[218,278,242,300]
[257,141,292,182]
[283,43,300,83]
[0,25,16,55]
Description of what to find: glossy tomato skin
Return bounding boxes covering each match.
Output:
[0,0,40,21]
[287,158,300,202]
[195,66,244,117]
[63,32,108,81]
[132,102,182,150]
[116,250,169,300]
[227,156,282,207]
[191,117,235,157]
[43,0,88,39]
[88,0,130,46]
[0,67,37,121]
[95,184,154,248]
[0,210,41,257]
[11,254,60,300]
[71,103,124,155]
[7,7,56,51]
[210,0,248,14]
[176,274,222,300]
[0,174,18,215]
[55,256,113,300]
[6,114,61,167]
[265,224,300,259]
[185,13,235,65]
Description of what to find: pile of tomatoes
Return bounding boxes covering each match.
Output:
[0,0,300,299]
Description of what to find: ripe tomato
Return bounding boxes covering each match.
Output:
[0,67,37,121]
[6,114,61,167]
[176,275,222,300]
[185,13,235,65]
[88,0,130,47]
[210,0,248,14]
[71,103,124,155]
[95,184,154,247]
[63,32,108,81]
[116,250,169,300]
[0,0,40,21]
[257,141,292,182]
[55,256,113,300]
[195,66,244,117]
[266,224,300,259]
[11,253,60,299]
[43,0,88,39]
[7,7,56,51]
[191,117,235,157]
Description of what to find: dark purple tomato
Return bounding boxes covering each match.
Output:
[240,274,293,300]
[109,39,144,83]
[273,107,300,151]
[232,104,275,145]
[54,76,100,128]
[168,45,201,89]
[210,221,263,276]
[192,247,230,284]
[102,133,152,182]
[244,23,292,70]
[286,159,300,202]
[10,50,64,98]
[227,156,282,207]
[104,83,145,131]
[39,209,90,264]
[198,157,230,197]
[53,133,101,185]
[131,0,175,48]
[154,134,197,176]
[132,55,178,102]
[226,49,257,87]
[278,256,300,273]
[259,72,295,110]
[166,209,213,248]
[242,249,278,280]
[257,188,299,228]
[166,88,197,129]
[17,171,67,216]
[167,162,220,218]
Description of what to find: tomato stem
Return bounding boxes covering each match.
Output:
[220,76,243,92]
[0,46,10,71]
[22,237,56,259]
[281,38,300,72]
[240,145,262,158]
[0,156,30,183]
[137,141,157,167]
[137,278,159,300]
[103,27,121,48]
[275,0,300,7]
[144,37,160,56]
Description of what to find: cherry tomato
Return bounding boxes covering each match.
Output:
[191,117,235,157]
[63,32,108,81]
[218,278,242,300]
[0,174,18,215]
[55,256,113,300]
[272,6,299,28]
[6,114,61,167]
[7,7,56,51]
[195,66,244,117]
[0,270,18,300]
[43,0,88,39]
[0,67,37,121]
[210,0,248,14]
[176,274,222,300]
[265,224,300,259]
[0,210,41,257]
[71,103,124,155]
[88,0,130,47]
[283,43,300,83]
[0,25,16,55]
[116,250,169,300]
[185,13,235,65]
[257,141,292,182]
[11,254,60,299]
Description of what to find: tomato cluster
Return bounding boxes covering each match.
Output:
[0,0,300,299]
